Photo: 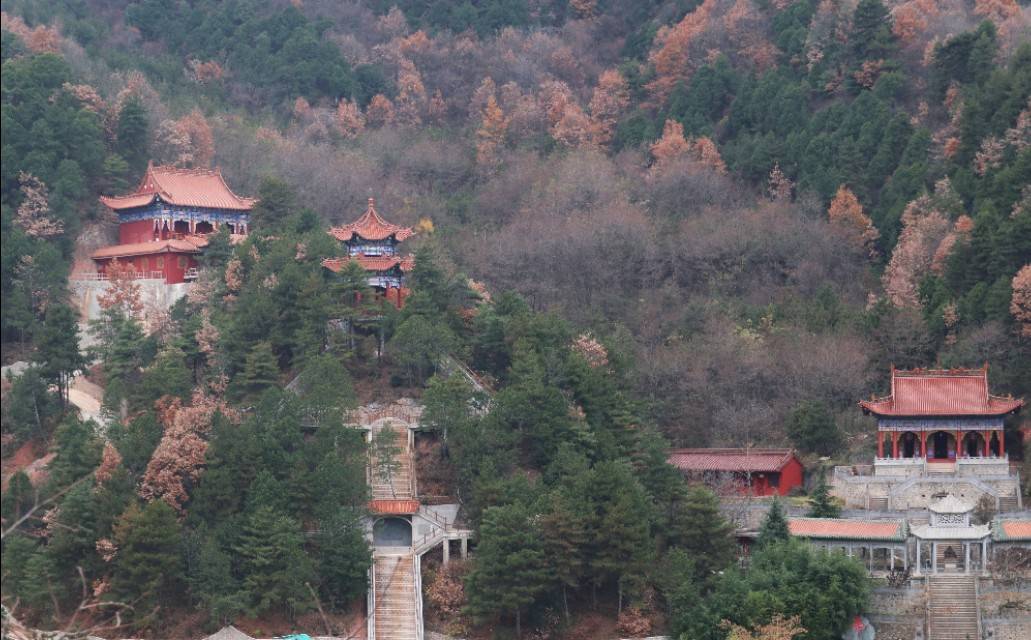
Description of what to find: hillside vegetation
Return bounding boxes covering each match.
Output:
[1,1,1029,638]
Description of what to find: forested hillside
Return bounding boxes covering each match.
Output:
[2,1,1030,638]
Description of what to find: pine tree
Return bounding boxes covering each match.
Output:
[315,508,371,608]
[670,485,737,584]
[757,499,791,548]
[35,303,85,406]
[539,491,589,623]
[850,0,896,63]
[808,472,841,518]
[250,176,298,233]
[112,500,185,616]
[465,503,550,637]
[241,341,279,398]
[235,506,314,617]
[116,97,150,173]
[189,535,245,625]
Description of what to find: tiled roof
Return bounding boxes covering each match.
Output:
[322,254,415,273]
[860,367,1023,417]
[99,163,256,211]
[789,518,907,542]
[911,523,990,540]
[369,499,420,515]
[91,239,202,259]
[993,519,1031,542]
[667,448,797,473]
[328,198,415,242]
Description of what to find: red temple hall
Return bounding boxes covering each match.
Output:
[667,448,804,496]
[861,367,1024,462]
[92,163,255,284]
[323,198,416,307]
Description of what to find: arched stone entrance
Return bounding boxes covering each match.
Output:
[373,517,412,547]
[900,432,918,458]
[929,431,956,460]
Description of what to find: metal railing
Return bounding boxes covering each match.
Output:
[367,562,376,640]
[414,555,424,640]
[70,270,164,281]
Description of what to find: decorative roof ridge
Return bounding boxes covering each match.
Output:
[891,366,989,378]
[147,163,257,206]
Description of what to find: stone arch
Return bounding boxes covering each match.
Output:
[373,517,412,547]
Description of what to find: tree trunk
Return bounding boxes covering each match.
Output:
[618,580,623,617]
[516,608,521,638]
[563,584,570,624]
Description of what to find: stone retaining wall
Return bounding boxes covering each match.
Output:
[867,585,926,640]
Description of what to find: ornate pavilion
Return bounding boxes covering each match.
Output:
[860,366,1023,463]
[322,197,416,308]
[92,163,255,284]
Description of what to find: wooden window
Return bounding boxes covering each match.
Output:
[156,257,164,269]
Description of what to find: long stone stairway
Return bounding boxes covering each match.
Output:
[371,421,414,500]
[374,553,419,640]
[927,575,980,640]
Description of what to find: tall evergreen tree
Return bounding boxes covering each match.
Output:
[112,500,185,618]
[240,340,279,399]
[670,485,737,585]
[235,506,314,617]
[315,508,371,609]
[807,472,841,518]
[539,490,589,623]
[465,502,550,637]
[757,499,792,548]
[115,97,150,173]
[35,303,84,406]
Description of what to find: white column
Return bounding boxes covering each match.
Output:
[932,542,938,573]
[461,537,468,558]
[442,539,450,565]
[982,539,988,574]
[915,541,921,574]
[890,548,895,571]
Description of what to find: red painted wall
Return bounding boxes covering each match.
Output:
[96,252,198,284]
[775,457,805,496]
[119,219,155,244]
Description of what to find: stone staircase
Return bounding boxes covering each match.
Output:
[373,553,419,640]
[927,575,980,640]
[371,422,414,500]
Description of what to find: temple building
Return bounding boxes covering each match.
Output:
[92,163,255,284]
[322,197,415,307]
[667,448,804,496]
[860,366,1023,463]
[833,366,1024,511]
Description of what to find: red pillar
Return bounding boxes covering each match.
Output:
[892,433,899,458]
[999,429,1006,458]
[878,432,884,458]
[920,431,927,458]
[983,430,990,457]
[956,430,962,458]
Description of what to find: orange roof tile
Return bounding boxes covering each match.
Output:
[99,163,256,211]
[994,520,1031,542]
[328,198,415,242]
[860,367,1023,417]
[668,448,798,473]
[369,499,420,515]
[91,239,202,259]
[789,518,907,541]
[322,254,415,273]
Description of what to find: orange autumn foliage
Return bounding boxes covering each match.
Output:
[476,94,509,168]
[828,186,880,258]
[648,0,718,102]
[588,69,630,148]
[366,94,396,127]
[650,120,727,173]
[1011,264,1031,338]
